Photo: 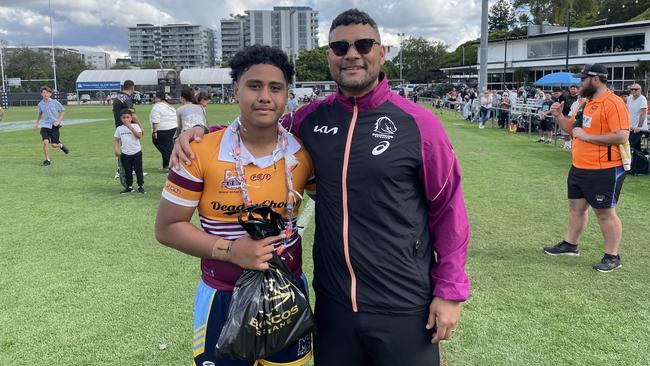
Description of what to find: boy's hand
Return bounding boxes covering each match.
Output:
[114,151,121,157]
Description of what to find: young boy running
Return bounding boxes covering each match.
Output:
[113,109,145,194]
[155,45,315,366]
[34,86,69,166]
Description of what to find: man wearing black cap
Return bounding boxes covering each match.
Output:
[543,64,630,272]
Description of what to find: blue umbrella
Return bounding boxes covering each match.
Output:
[534,72,581,87]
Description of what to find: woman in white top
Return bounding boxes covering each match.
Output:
[176,88,208,133]
[150,91,177,169]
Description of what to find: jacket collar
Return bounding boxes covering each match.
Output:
[335,72,391,112]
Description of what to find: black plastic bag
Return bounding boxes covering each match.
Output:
[215,253,315,361]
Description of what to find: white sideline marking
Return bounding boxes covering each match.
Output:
[0,118,110,132]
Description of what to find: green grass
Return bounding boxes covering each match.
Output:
[1,105,649,365]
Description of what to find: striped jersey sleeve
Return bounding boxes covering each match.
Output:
[162,161,204,207]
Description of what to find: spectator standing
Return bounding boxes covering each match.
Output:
[150,91,177,170]
[287,92,299,112]
[499,92,511,129]
[537,93,554,144]
[544,64,630,272]
[626,83,648,151]
[113,109,145,194]
[34,86,69,166]
[112,80,141,178]
[479,90,492,129]
[176,88,208,133]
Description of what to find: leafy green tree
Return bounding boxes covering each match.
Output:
[55,54,90,92]
[440,40,478,68]
[489,0,516,31]
[393,37,447,83]
[596,0,650,24]
[5,48,51,92]
[139,60,175,69]
[295,46,330,81]
[381,59,399,80]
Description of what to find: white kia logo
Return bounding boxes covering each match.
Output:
[372,141,390,156]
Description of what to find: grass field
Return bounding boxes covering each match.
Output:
[1,104,649,365]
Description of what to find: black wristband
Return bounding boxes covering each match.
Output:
[193,124,209,134]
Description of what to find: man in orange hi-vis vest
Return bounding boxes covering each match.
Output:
[543,64,630,273]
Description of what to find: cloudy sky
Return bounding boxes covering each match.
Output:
[0,0,484,61]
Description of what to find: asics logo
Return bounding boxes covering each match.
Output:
[372,141,390,156]
[313,125,338,134]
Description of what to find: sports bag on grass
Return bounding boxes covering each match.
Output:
[215,253,315,360]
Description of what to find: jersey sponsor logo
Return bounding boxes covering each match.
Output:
[313,125,339,134]
[583,115,592,128]
[297,334,312,356]
[165,183,181,194]
[372,116,397,140]
[250,173,273,181]
[221,169,242,190]
[211,200,288,212]
[372,141,390,156]
[202,362,215,366]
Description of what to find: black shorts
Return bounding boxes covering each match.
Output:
[314,295,440,366]
[567,165,626,209]
[539,117,554,131]
[40,127,60,144]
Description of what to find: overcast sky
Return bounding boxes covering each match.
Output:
[0,0,484,61]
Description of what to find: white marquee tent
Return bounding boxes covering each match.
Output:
[179,68,232,85]
[76,69,177,88]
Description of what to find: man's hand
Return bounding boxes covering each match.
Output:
[228,234,285,271]
[550,101,564,118]
[34,122,39,129]
[633,127,641,134]
[572,127,589,142]
[426,297,463,343]
[170,126,205,169]
[53,119,61,127]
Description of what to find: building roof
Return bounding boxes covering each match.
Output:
[490,19,650,43]
[76,69,176,86]
[179,68,232,85]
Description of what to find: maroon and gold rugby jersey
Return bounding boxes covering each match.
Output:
[162,125,315,290]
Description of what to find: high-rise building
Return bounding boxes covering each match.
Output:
[220,6,319,61]
[128,24,217,69]
[221,15,249,62]
[84,51,112,69]
[4,46,84,60]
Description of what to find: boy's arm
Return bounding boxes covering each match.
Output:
[113,138,121,157]
[54,111,65,127]
[35,111,42,128]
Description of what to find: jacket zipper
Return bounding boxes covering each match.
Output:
[342,98,359,312]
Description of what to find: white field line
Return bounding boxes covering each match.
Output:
[0,118,111,132]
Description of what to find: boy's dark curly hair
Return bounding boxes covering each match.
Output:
[230,45,294,84]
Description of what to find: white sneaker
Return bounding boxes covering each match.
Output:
[479,123,485,129]
[114,171,120,179]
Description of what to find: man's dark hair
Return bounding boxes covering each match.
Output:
[123,80,135,90]
[181,87,195,103]
[230,45,294,84]
[40,86,52,93]
[119,108,133,116]
[329,9,380,42]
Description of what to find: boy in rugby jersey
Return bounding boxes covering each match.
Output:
[155,45,315,366]
[113,109,145,194]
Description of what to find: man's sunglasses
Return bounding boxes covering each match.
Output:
[329,39,380,56]
[630,88,641,91]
